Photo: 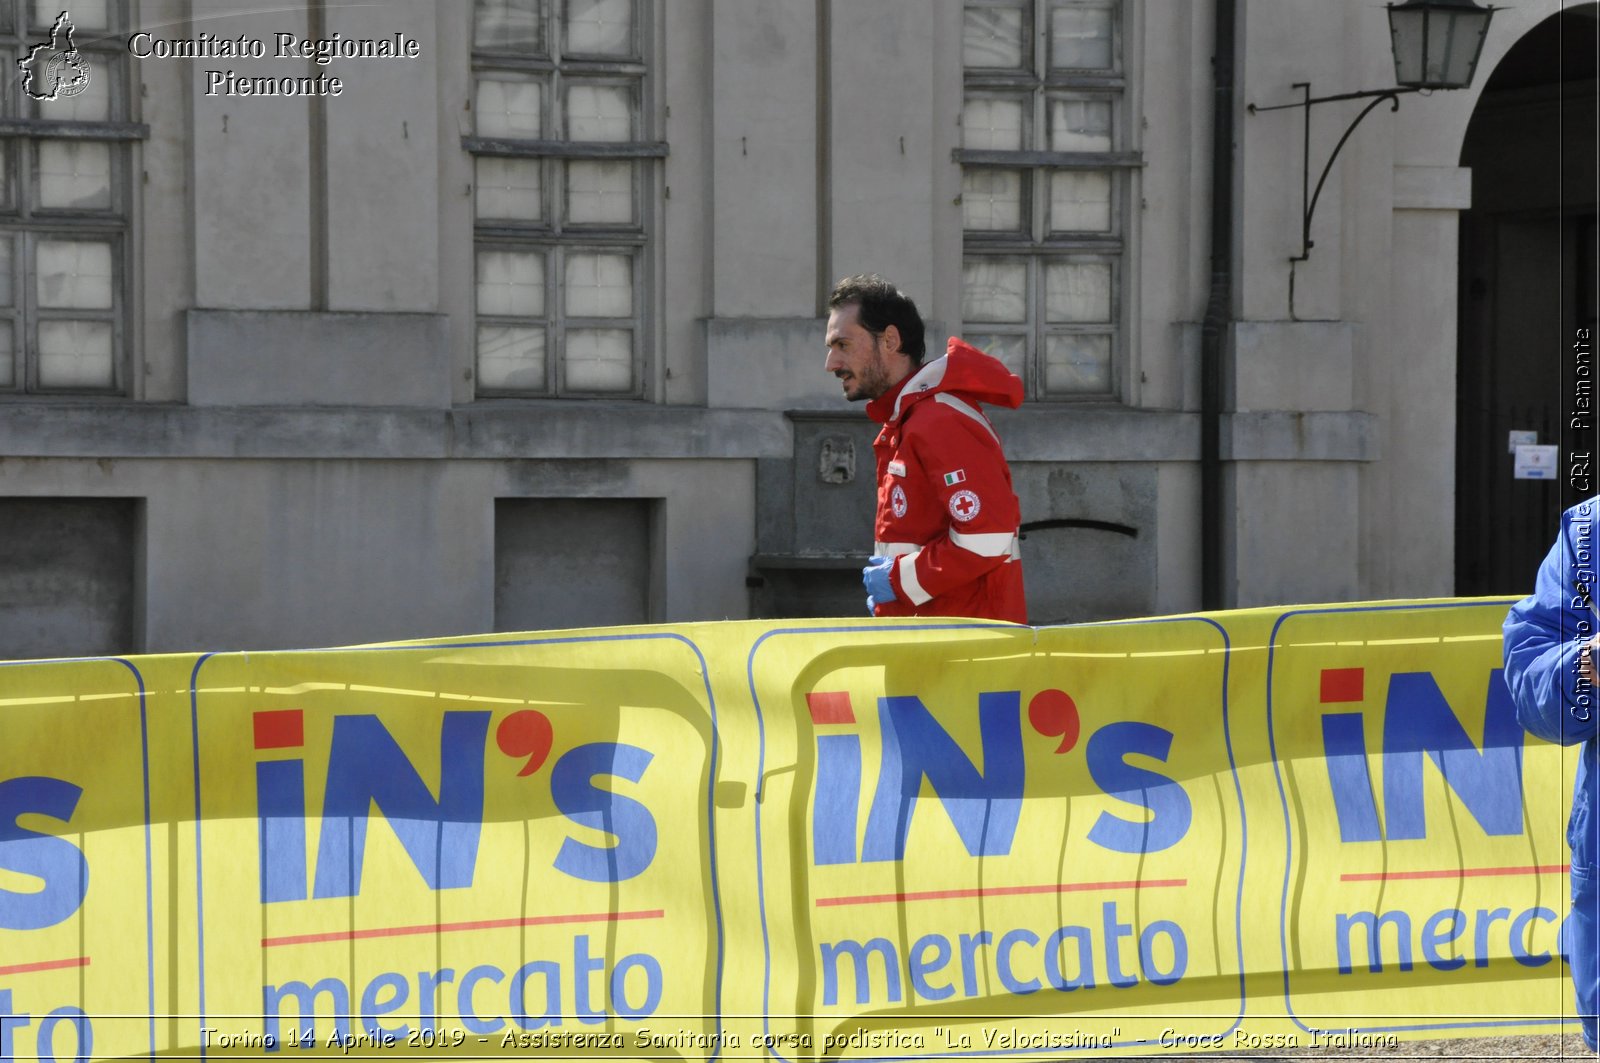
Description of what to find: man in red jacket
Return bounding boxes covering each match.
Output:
[823,274,1027,624]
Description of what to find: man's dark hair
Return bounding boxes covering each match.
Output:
[828,274,927,364]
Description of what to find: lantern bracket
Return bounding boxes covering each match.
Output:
[1248,83,1423,262]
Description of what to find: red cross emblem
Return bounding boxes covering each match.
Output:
[949,489,981,522]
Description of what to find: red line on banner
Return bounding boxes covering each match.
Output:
[1340,865,1569,883]
[0,956,89,977]
[262,909,664,948]
[817,878,1187,908]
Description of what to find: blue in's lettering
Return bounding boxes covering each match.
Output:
[0,777,88,930]
[861,692,1024,862]
[1083,723,1190,853]
[550,744,658,882]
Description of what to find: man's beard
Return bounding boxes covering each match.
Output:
[846,341,889,401]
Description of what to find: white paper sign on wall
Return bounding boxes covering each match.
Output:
[1514,444,1559,480]
[1508,429,1538,454]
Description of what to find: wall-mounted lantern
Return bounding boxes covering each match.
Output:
[1249,0,1495,261]
[1389,0,1496,89]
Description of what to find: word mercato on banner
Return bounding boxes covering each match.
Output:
[0,599,1582,1061]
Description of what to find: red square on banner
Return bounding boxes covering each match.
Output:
[805,691,856,725]
[1320,668,1365,703]
[253,709,304,749]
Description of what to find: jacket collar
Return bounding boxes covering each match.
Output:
[867,357,948,426]
[863,339,1025,425]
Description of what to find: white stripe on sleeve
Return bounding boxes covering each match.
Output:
[949,529,1018,557]
[897,550,932,605]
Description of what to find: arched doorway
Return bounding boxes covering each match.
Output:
[1455,6,1598,595]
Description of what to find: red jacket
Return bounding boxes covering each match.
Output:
[867,338,1027,624]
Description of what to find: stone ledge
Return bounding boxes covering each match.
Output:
[1392,165,1473,211]
[0,403,794,460]
[1223,410,1379,462]
[0,403,1378,464]
[994,406,1200,462]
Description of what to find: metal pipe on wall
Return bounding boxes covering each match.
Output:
[1200,0,1237,610]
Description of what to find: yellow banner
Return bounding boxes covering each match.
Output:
[0,600,1581,1060]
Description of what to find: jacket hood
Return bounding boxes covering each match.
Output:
[870,337,1025,424]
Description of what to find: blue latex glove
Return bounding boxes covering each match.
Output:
[863,555,896,615]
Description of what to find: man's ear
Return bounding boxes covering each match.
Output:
[880,324,902,357]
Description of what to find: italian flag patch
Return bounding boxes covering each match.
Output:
[943,470,967,486]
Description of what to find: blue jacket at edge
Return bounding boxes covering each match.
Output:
[1503,497,1600,872]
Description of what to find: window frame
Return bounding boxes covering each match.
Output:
[959,0,1136,402]
[466,0,663,401]
[0,2,143,398]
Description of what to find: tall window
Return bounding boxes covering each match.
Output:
[0,2,137,395]
[468,0,661,398]
[960,0,1132,399]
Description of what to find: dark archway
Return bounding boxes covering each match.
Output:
[1455,6,1598,595]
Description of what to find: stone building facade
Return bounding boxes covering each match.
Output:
[0,0,1592,656]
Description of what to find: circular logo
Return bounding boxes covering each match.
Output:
[949,489,982,522]
[45,52,90,99]
[890,484,908,518]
